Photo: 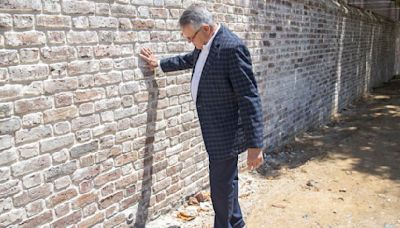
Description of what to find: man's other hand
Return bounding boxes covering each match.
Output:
[140,48,159,70]
[247,148,263,170]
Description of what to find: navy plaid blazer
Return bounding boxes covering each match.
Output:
[160,25,264,161]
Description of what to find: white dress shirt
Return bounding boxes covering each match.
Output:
[191,25,220,103]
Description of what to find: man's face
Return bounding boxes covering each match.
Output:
[181,24,211,49]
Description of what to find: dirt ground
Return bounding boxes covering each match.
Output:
[147,77,400,228]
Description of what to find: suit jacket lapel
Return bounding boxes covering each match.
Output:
[196,25,224,102]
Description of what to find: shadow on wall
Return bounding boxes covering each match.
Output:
[126,59,159,227]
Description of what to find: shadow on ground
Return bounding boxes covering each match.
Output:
[259,76,400,181]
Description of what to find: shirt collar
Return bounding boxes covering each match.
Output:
[203,24,220,51]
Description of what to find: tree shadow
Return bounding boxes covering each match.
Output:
[128,61,159,227]
[258,77,400,181]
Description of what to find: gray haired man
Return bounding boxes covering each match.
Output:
[140,4,264,228]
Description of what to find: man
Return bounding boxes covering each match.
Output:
[140,4,264,228]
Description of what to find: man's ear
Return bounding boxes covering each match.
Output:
[202,24,210,32]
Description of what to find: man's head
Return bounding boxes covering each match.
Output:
[179,4,216,49]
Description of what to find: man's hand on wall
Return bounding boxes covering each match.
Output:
[140,48,159,70]
[247,148,263,170]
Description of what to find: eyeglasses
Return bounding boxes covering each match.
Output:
[183,28,201,43]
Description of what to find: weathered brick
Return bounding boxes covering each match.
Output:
[119,81,140,95]
[0,85,23,101]
[78,212,104,228]
[54,121,71,135]
[115,128,138,143]
[79,102,95,115]
[70,140,98,158]
[0,147,17,166]
[0,180,21,198]
[93,71,122,87]
[111,4,137,17]
[93,169,121,187]
[0,209,25,227]
[36,15,71,29]
[52,150,68,164]
[119,18,132,30]
[62,0,95,15]
[120,194,139,210]
[114,31,137,43]
[74,88,105,103]
[11,155,51,177]
[43,106,78,123]
[104,213,126,228]
[13,14,34,28]
[5,31,46,47]
[132,19,155,29]
[0,0,41,12]
[43,0,61,13]
[72,16,89,29]
[68,60,100,75]
[54,203,70,218]
[22,172,41,189]
[115,173,138,190]
[48,31,66,44]
[13,183,51,207]
[0,117,20,135]
[44,160,77,182]
[95,98,121,112]
[41,46,76,62]
[24,201,46,220]
[71,165,101,183]
[0,14,12,28]
[9,66,47,86]
[94,45,133,58]
[48,188,78,207]
[72,192,97,209]
[71,114,100,132]
[88,16,118,29]
[19,48,39,63]
[150,8,169,19]
[54,176,71,190]
[15,124,52,145]
[0,167,10,182]
[99,191,123,209]
[138,6,150,18]
[0,197,12,214]
[40,134,75,153]
[51,210,82,228]
[0,50,18,67]
[76,129,91,142]
[76,46,93,59]
[96,3,110,16]
[0,68,8,82]
[17,143,39,159]
[67,31,98,44]
[55,93,73,107]
[20,209,50,228]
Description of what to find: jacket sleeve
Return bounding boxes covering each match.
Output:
[159,49,199,72]
[228,44,264,148]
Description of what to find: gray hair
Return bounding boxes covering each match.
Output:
[179,4,214,29]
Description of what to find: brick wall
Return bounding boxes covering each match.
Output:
[0,0,399,227]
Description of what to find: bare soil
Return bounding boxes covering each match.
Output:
[247,78,400,227]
